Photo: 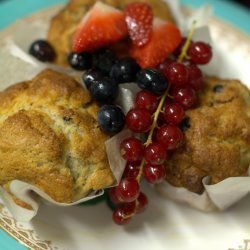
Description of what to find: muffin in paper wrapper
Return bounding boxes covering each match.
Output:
[0,0,249,221]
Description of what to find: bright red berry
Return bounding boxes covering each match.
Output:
[136,192,148,213]
[144,143,168,165]
[124,2,153,47]
[143,163,166,184]
[120,137,144,162]
[123,162,140,179]
[109,187,122,205]
[188,41,212,65]
[187,64,203,90]
[135,90,158,113]
[115,178,140,203]
[125,108,152,133]
[163,102,185,125]
[156,124,184,150]
[113,205,133,225]
[163,62,189,86]
[172,86,197,110]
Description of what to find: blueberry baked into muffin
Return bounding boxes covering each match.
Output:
[0,69,114,205]
[165,77,250,194]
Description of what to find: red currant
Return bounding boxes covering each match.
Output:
[173,37,194,57]
[157,58,174,72]
[123,161,140,179]
[163,62,189,86]
[144,143,168,165]
[115,178,140,203]
[187,64,203,90]
[143,163,166,184]
[125,108,152,133]
[172,86,197,110]
[120,137,144,162]
[156,124,184,150]
[113,205,133,225]
[188,41,212,65]
[108,188,122,205]
[136,192,148,213]
[135,90,158,113]
[163,102,185,125]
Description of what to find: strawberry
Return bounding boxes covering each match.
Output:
[129,18,182,68]
[72,2,128,53]
[124,2,153,47]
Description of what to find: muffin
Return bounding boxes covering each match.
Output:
[165,76,250,194]
[47,0,175,66]
[0,69,114,205]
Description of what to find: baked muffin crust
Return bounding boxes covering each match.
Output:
[0,69,114,203]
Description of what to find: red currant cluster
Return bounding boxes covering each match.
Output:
[109,34,213,225]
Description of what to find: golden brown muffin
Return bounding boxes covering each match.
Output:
[47,0,175,66]
[0,69,114,204]
[165,77,250,194]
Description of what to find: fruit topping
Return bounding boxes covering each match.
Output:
[163,102,185,125]
[97,105,125,134]
[110,57,141,83]
[136,68,169,95]
[124,2,153,47]
[143,163,166,184]
[29,39,56,62]
[129,18,181,68]
[72,2,128,53]
[135,90,159,113]
[82,69,104,89]
[68,51,92,70]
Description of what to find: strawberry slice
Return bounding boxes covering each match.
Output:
[124,2,153,47]
[72,2,128,53]
[129,18,182,68]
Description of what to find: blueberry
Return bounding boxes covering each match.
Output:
[82,69,103,89]
[68,52,92,70]
[213,84,223,93]
[136,68,169,95]
[89,78,119,104]
[97,105,125,134]
[29,39,56,62]
[110,57,141,83]
[92,49,117,75]
[179,116,191,132]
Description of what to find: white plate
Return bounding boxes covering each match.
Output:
[0,5,250,250]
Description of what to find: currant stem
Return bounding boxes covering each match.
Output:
[177,21,197,63]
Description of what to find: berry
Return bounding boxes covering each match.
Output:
[163,62,189,86]
[29,39,55,62]
[125,108,152,133]
[113,206,133,225]
[143,163,166,184]
[172,86,197,110]
[144,143,168,165]
[173,37,194,57]
[123,162,140,179]
[109,188,122,205]
[136,68,169,95]
[82,69,103,89]
[136,192,148,213]
[120,137,144,162]
[72,2,128,53]
[92,49,117,75]
[187,64,203,91]
[157,58,174,72]
[89,78,118,104]
[156,124,184,150]
[97,105,125,134]
[135,90,158,113]
[163,102,184,125]
[115,178,140,203]
[179,116,191,132]
[124,2,153,47]
[110,57,141,83]
[68,52,92,70]
[129,18,181,68]
[187,41,212,65]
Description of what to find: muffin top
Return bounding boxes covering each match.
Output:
[165,76,250,194]
[47,0,175,66]
[0,69,114,203]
